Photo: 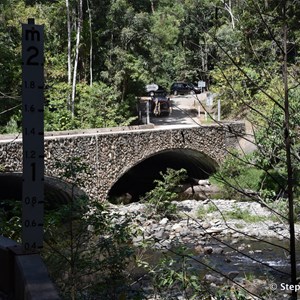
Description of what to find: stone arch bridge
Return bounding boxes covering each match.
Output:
[0,122,244,202]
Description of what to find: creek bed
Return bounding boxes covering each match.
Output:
[113,199,300,299]
[129,238,299,299]
[194,237,294,280]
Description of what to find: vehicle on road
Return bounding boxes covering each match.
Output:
[138,85,171,118]
[149,86,171,116]
[170,82,201,95]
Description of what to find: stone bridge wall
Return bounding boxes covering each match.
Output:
[0,123,244,200]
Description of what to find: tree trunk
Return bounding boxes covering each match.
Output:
[66,0,72,110]
[282,3,297,299]
[71,0,83,118]
[150,0,155,13]
[224,0,235,29]
[87,0,93,86]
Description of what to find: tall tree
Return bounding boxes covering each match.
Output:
[87,0,93,86]
[71,0,83,117]
[66,0,72,109]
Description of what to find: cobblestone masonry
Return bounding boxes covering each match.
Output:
[0,123,245,200]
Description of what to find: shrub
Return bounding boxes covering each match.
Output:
[143,168,187,219]
[43,196,134,299]
[43,157,134,299]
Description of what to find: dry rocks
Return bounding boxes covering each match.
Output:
[110,199,300,249]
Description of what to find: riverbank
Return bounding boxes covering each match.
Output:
[111,199,300,246]
[109,199,299,300]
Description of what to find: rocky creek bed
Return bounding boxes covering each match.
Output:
[109,199,300,300]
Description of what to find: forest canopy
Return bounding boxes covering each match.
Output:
[1,0,300,132]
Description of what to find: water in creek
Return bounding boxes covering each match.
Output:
[191,237,296,284]
[131,236,300,299]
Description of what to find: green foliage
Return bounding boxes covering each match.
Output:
[1,114,21,134]
[251,83,300,201]
[0,0,224,133]
[210,153,264,199]
[137,248,208,299]
[0,2,290,128]
[0,199,21,242]
[210,65,262,119]
[197,203,218,219]
[43,196,134,299]
[45,81,137,131]
[143,168,187,219]
[1,0,300,133]
[216,286,247,300]
[210,148,296,203]
[197,202,268,223]
[45,82,75,131]
[76,82,137,128]
[224,206,268,223]
[43,157,135,299]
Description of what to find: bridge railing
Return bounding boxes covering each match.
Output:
[0,236,60,300]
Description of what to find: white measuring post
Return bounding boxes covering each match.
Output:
[146,100,150,124]
[22,18,44,252]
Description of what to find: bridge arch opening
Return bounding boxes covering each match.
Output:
[108,148,218,203]
[0,173,86,209]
